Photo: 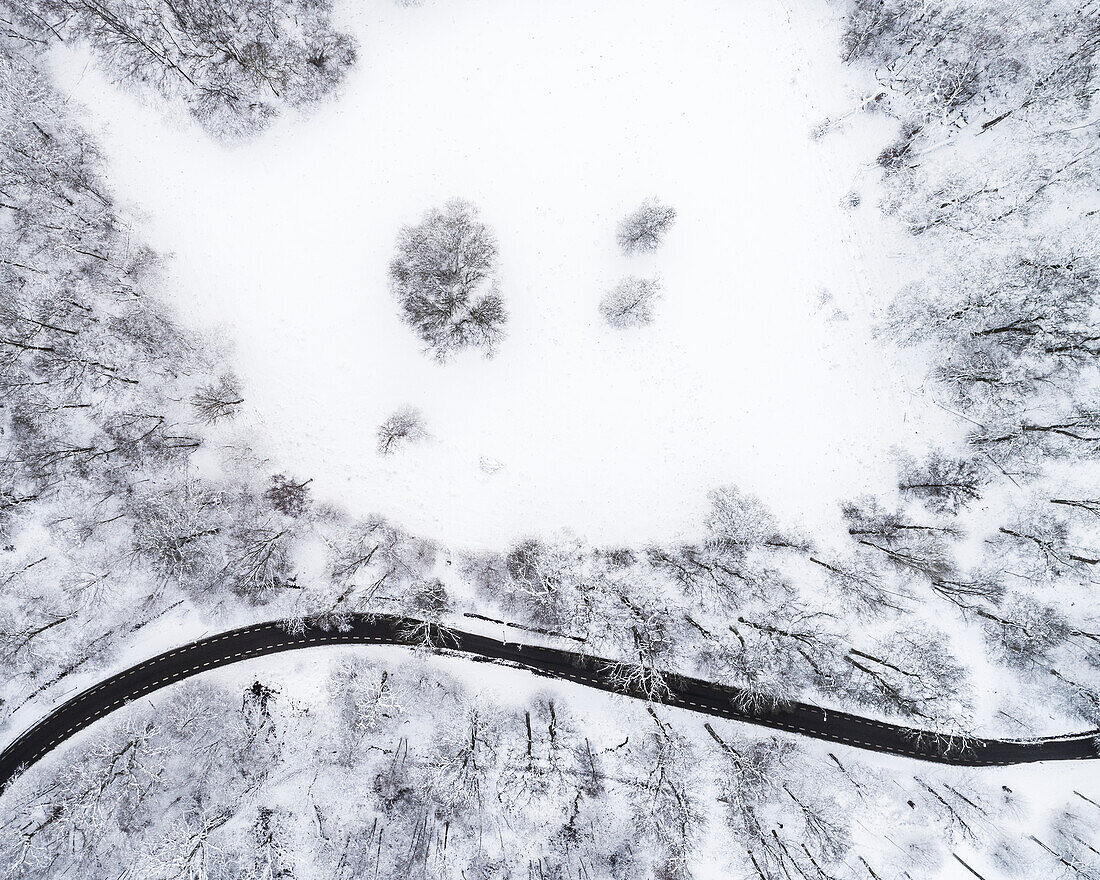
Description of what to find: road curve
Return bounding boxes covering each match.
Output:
[1,614,1097,789]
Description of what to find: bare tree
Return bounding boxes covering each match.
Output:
[377,406,427,454]
[808,551,912,616]
[705,485,794,551]
[695,628,803,713]
[885,241,1100,421]
[327,658,402,764]
[500,537,589,629]
[0,681,280,878]
[129,483,224,589]
[222,525,295,601]
[617,198,677,254]
[389,200,506,359]
[706,726,853,880]
[599,276,662,328]
[263,474,312,517]
[840,0,1087,126]
[1041,804,1100,879]
[989,506,1100,582]
[977,592,1069,669]
[844,624,972,723]
[398,578,456,647]
[191,376,243,424]
[897,450,987,513]
[628,708,704,877]
[248,806,296,878]
[319,515,438,616]
[876,119,923,171]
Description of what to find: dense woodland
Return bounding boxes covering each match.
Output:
[1,0,1099,877]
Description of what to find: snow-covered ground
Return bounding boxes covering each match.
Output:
[49,0,962,550]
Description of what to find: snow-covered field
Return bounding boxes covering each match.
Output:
[51,0,959,549]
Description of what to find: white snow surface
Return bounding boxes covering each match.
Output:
[50,0,961,550]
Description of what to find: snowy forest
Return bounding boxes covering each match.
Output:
[1,0,1100,878]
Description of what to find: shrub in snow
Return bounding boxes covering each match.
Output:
[599,276,661,328]
[841,189,862,209]
[479,455,504,474]
[377,406,427,454]
[617,198,677,254]
[389,199,506,359]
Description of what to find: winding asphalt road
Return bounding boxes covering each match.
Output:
[1,613,1097,789]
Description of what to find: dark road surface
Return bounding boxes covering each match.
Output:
[2,614,1097,790]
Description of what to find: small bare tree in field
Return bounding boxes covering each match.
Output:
[377,406,427,454]
[600,276,661,328]
[617,199,677,254]
[389,200,506,359]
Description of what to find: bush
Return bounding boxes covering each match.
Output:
[389,200,506,359]
[377,406,427,454]
[617,199,677,254]
[599,277,661,328]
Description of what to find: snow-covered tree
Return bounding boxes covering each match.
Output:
[376,406,428,454]
[10,0,357,137]
[600,276,662,328]
[389,200,507,359]
[617,198,677,254]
